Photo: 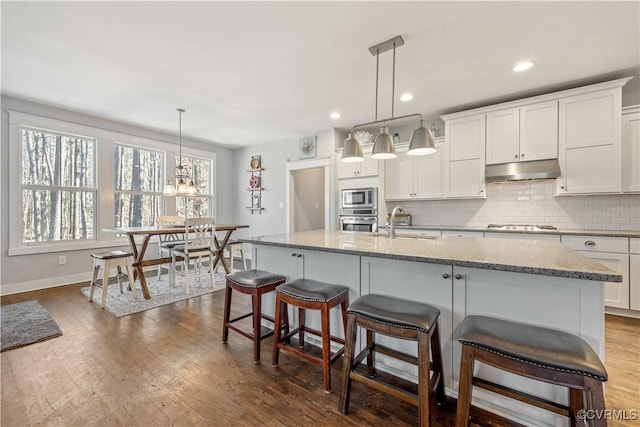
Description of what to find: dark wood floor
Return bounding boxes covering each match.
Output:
[1,280,639,426]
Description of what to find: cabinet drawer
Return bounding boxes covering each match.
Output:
[561,235,628,253]
[441,230,485,238]
[630,238,640,255]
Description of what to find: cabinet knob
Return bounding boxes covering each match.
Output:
[515,154,519,158]
[442,273,450,279]
[480,189,484,193]
[584,241,596,246]
[520,153,525,158]
[291,253,297,257]
[455,274,464,280]
[560,186,565,190]
[297,254,303,258]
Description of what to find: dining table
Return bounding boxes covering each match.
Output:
[103,223,249,299]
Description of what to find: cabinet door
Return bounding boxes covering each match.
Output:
[486,108,519,165]
[358,152,379,178]
[445,115,486,198]
[385,150,415,200]
[622,108,640,193]
[484,232,560,242]
[630,254,640,311]
[414,144,443,199]
[520,100,558,161]
[337,158,359,179]
[361,256,453,387]
[557,89,622,194]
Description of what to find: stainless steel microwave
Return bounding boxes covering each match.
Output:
[341,187,377,210]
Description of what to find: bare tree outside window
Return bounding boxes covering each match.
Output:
[176,155,213,218]
[21,127,96,243]
[113,145,163,227]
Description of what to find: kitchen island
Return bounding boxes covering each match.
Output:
[240,230,621,427]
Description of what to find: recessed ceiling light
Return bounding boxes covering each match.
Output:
[513,61,534,72]
[330,112,341,119]
[400,93,413,102]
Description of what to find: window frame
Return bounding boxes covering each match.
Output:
[8,111,217,256]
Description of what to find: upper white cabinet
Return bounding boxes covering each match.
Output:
[337,147,379,179]
[622,105,640,193]
[443,114,486,198]
[486,101,558,165]
[556,85,623,194]
[385,141,444,200]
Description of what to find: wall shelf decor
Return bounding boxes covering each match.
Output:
[246,155,264,214]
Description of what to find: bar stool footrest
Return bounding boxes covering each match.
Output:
[350,370,419,406]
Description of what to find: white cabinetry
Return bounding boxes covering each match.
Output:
[622,106,640,193]
[441,230,485,238]
[486,101,558,165]
[557,87,623,194]
[562,235,630,309]
[444,114,486,198]
[337,147,379,179]
[385,141,444,200]
[252,245,361,339]
[630,238,640,311]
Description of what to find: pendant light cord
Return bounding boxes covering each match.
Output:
[375,50,379,121]
[391,43,396,119]
[177,108,183,165]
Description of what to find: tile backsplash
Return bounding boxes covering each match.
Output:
[386,181,640,231]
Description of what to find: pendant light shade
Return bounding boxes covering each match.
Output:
[371,126,396,159]
[407,120,436,156]
[341,133,364,163]
[163,108,198,197]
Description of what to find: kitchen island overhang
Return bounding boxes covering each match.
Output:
[240,230,619,427]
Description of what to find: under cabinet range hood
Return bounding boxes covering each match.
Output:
[485,159,561,183]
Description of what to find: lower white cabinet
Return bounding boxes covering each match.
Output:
[561,235,630,309]
[441,230,485,238]
[630,238,640,311]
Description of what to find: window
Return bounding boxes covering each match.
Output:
[176,155,213,218]
[113,144,164,227]
[20,126,96,243]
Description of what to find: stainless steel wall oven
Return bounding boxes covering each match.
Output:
[339,187,378,232]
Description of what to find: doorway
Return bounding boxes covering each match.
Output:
[286,158,332,233]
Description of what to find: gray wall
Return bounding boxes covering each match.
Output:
[1,95,235,293]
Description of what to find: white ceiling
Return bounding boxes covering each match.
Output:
[2,1,639,148]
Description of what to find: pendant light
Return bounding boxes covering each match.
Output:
[342,35,437,162]
[163,108,198,196]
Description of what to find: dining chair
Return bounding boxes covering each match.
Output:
[170,217,216,294]
[155,215,186,281]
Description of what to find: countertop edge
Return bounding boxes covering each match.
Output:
[392,225,640,238]
[239,238,622,282]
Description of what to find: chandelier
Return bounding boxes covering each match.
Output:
[342,35,436,162]
[163,108,198,196]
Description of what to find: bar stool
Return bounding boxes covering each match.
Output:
[338,294,446,426]
[222,269,287,363]
[89,250,137,308]
[455,315,608,427]
[272,278,350,393]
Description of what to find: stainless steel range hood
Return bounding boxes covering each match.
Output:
[485,159,561,183]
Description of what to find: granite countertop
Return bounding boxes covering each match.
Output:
[391,225,640,238]
[240,230,622,282]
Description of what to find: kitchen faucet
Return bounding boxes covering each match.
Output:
[389,206,406,239]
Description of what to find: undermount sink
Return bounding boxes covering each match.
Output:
[370,232,438,240]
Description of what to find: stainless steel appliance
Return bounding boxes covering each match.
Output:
[339,187,378,232]
[386,212,412,227]
[341,187,377,210]
[486,224,557,231]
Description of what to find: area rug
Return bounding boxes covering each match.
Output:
[81,271,226,318]
[1,300,62,352]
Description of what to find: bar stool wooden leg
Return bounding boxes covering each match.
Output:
[298,307,305,348]
[455,345,475,427]
[252,292,262,363]
[366,329,375,376]
[338,313,357,414]
[272,295,284,367]
[89,260,100,302]
[417,330,431,427]
[222,285,233,343]
[430,324,446,404]
[321,303,332,393]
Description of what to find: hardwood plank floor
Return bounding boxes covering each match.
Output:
[1,282,639,426]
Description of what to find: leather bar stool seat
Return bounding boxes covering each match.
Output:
[338,294,446,427]
[222,269,287,363]
[272,278,350,393]
[456,315,608,427]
